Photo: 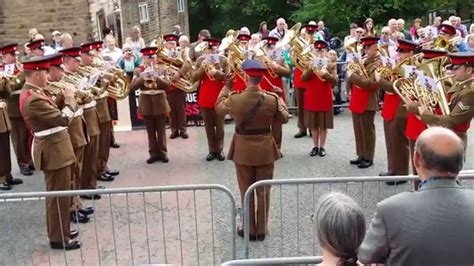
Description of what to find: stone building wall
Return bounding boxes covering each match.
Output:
[0,0,91,47]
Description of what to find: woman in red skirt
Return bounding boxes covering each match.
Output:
[301,40,338,157]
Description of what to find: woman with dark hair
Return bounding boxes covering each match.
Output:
[410,18,422,41]
[363,18,376,36]
[258,21,269,39]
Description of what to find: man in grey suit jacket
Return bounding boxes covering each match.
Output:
[359,126,474,266]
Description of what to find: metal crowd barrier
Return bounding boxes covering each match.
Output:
[0,184,236,266]
[242,173,474,259]
[222,256,323,265]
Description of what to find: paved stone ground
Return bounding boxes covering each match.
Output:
[1,111,473,265]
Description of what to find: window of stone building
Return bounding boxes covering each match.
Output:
[177,0,185,13]
[138,3,150,24]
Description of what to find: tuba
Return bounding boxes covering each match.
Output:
[417,56,450,115]
[154,37,197,92]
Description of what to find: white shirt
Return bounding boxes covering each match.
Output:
[101,47,123,65]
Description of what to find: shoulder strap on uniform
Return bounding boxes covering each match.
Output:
[238,93,265,130]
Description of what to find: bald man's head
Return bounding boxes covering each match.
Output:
[415,127,464,176]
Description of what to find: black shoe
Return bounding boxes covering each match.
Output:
[20,168,33,176]
[358,159,374,169]
[350,156,364,165]
[294,131,307,138]
[97,173,114,182]
[309,147,319,157]
[50,240,81,250]
[146,157,158,164]
[318,147,326,157]
[97,186,106,189]
[80,194,101,200]
[110,143,120,149]
[379,172,393,176]
[158,155,169,163]
[28,165,35,171]
[206,152,216,161]
[0,183,12,191]
[5,178,23,185]
[216,152,225,161]
[71,212,90,224]
[70,230,79,239]
[386,180,408,186]
[78,207,94,215]
[256,234,266,241]
[105,169,119,176]
[170,131,179,139]
[180,131,189,139]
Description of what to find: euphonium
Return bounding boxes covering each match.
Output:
[165,64,199,93]
[418,56,450,115]
[344,39,369,79]
[102,67,131,100]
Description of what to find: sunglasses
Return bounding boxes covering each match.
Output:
[356,31,363,33]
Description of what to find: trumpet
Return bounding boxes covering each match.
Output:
[46,81,94,105]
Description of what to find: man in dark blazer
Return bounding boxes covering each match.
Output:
[359,126,474,266]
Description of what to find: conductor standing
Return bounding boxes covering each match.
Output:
[216,60,289,241]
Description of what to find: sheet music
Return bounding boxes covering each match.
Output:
[141,68,160,79]
[312,57,328,69]
[402,65,424,80]
[346,53,362,63]
[204,54,220,64]
[267,48,283,61]
[381,56,396,69]
[3,64,15,75]
[420,76,437,92]
[78,77,90,91]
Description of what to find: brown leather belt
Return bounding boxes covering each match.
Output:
[236,128,271,135]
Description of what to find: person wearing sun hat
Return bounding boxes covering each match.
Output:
[216,59,289,241]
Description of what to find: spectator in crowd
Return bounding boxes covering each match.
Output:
[455,16,467,37]
[343,23,358,45]
[249,33,261,50]
[178,35,191,61]
[59,33,74,49]
[101,35,123,66]
[239,27,251,36]
[363,18,376,37]
[378,26,395,46]
[427,16,442,38]
[258,21,269,39]
[102,27,113,37]
[470,24,474,34]
[50,31,63,52]
[172,24,183,37]
[189,29,211,61]
[308,21,324,41]
[397,19,412,40]
[21,43,33,61]
[418,28,432,48]
[467,34,474,52]
[125,26,146,55]
[28,28,38,42]
[388,19,398,34]
[410,18,422,40]
[328,49,343,114]
[318,20,331,42]
[33,34,56,55]
[116,44,141,79]
[269,17,287,40]
[359,126,474,265]
[315,192,366,266]
[178,35,190,48]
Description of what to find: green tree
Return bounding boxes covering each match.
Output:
[291,0,450,38]
[188,0,298,40]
